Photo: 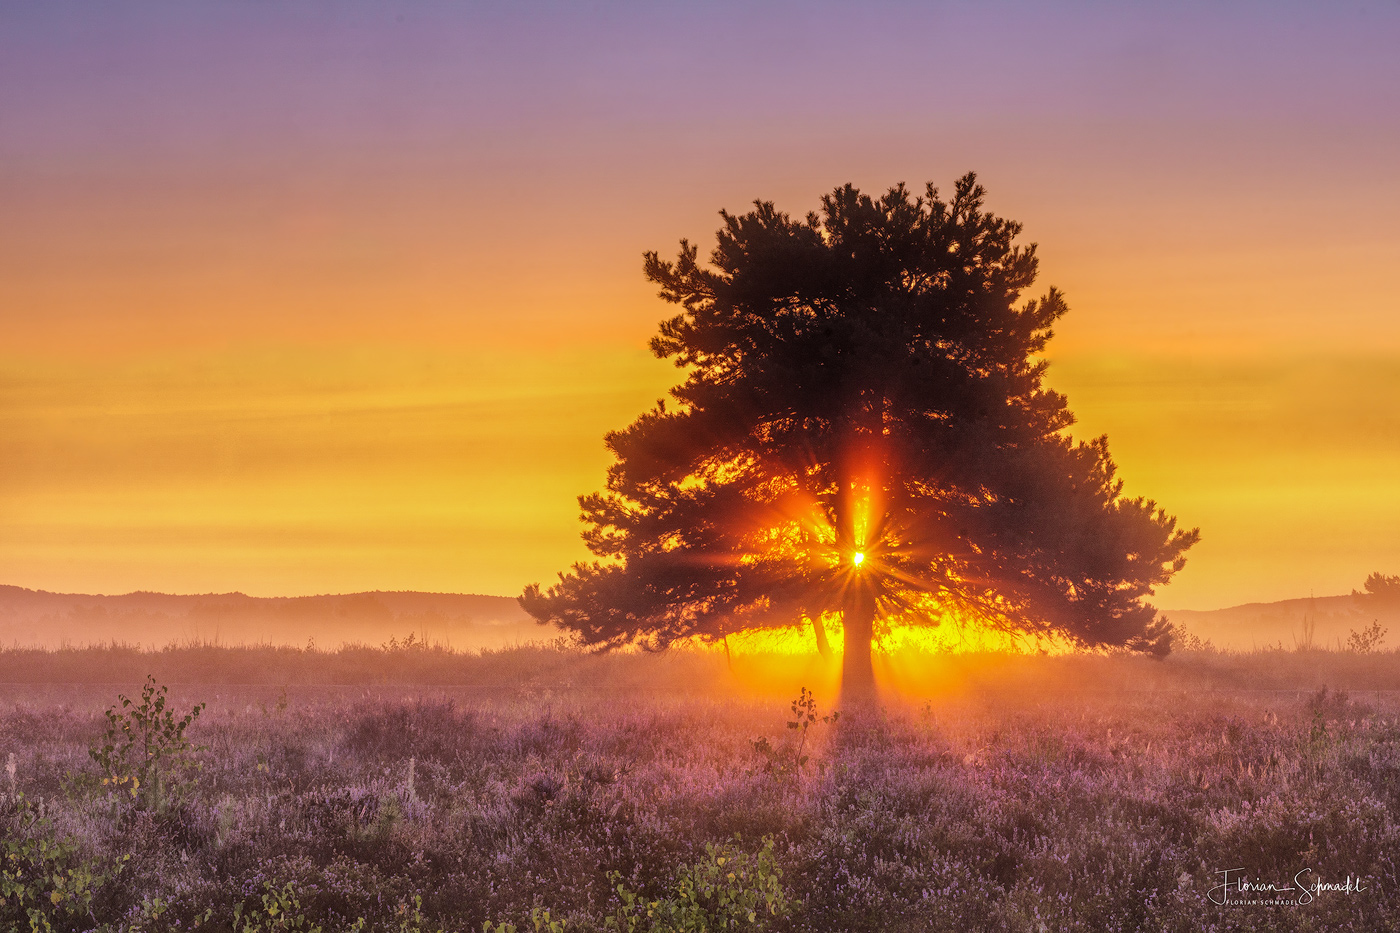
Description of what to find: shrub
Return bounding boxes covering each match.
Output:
[1347,620,1388,654]
[0,793,128,933]
[485,837,789,933]
[605,836,789,932]
[749,688,838,782]
[88,675,205,814]
[233,881,363,933]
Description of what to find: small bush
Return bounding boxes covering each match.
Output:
[233,882,360,933]
[487,837,789,933]
[89,675,206,815]
[1347,620,1388,654]
[607,836,789,932]
[0,793,128,933]
[749,688,838,782]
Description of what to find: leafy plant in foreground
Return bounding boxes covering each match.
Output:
[0,792,128,933]
[607,836,789,933]
[486,837,788,933]
[750,688,838,782]
[483,907,568,933]
[384,895,446,933]
[121,896,213,933]
[89,674,206,814]
[233,882,365,933]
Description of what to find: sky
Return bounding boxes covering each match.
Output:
[3,1,1399,610]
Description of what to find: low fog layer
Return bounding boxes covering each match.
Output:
[3,584,1396,655]
[1166,593,1399,651]
[0,586,549,650]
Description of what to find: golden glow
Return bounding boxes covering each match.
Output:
[720,614,1063,658]
[4,126,1400,608]
[727,626,821,655]
[852,551,865,566]
[1046,352,1400,607]
[0,346,673,596]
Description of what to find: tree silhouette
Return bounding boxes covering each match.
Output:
[521,174,1199,694]
[1358,572,1400,609]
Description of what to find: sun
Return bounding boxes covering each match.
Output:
[852,551,865,567]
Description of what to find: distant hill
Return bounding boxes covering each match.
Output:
[0,585,548,650]
[1165,593,1400,651]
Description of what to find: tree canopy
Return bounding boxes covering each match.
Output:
[1359,572,1400,608]
[521,173,1199,689]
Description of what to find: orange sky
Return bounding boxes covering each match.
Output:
[3,3,1399,610]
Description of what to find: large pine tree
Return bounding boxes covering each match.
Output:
[522,174,1199,693]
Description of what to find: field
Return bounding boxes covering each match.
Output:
[4,642,1400,932]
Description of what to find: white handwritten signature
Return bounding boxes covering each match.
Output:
[1207,867,1368,906]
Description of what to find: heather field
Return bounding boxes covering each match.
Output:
[4,643,1400,932]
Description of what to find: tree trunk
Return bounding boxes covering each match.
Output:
[812,615,831,658]
[841,586,876,700]
[834,449,879,701]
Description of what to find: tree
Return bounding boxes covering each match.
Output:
[521,174,1199,694]
[1357,572,1400,609]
